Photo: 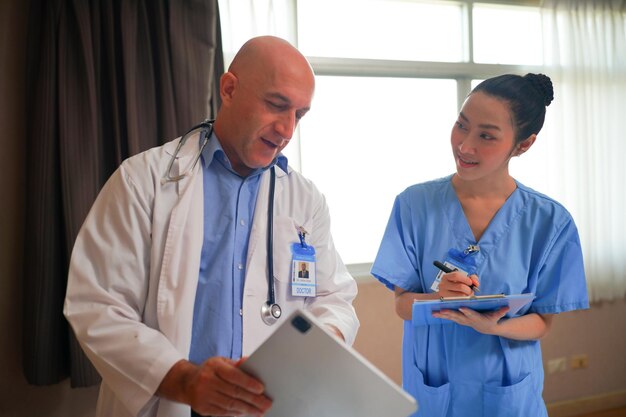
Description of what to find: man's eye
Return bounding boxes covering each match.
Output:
[267,101,284,110]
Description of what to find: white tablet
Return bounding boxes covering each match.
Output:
[240,309,417,417]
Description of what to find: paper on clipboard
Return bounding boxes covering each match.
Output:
[412,293,535,326]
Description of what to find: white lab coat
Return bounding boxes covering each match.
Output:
[64,133,359,417]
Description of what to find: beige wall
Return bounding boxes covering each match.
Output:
[1,1,624,416]
[542,300,626,403]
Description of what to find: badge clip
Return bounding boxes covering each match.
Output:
[296,225,308,248]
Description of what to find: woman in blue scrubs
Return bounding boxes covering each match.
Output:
[371,73,589,417]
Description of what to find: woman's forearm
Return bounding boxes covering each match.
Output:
[490,313,553,340]
[394,287,439,321]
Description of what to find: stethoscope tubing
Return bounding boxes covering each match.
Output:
[267,167,276,305]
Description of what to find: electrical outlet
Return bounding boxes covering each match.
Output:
[546,357,567,374]
[570,354,588,369]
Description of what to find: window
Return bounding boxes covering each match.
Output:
[292,0,544,266]
[472,3,543,65]
[221,0,546,266]
[298,76,457,263]
[297,0,465,62]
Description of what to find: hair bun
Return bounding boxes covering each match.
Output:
[524,73,554,107]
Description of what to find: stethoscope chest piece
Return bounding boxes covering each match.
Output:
[261,302,282,326]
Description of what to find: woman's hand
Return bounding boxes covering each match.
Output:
[437,271,480,297]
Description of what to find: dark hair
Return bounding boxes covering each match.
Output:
[471,73,554,144]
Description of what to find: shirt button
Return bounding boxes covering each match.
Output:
[239,309,243,316]
[239,219,245,226]
[237,263,243,270]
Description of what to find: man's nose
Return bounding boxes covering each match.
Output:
[274,112,296,140]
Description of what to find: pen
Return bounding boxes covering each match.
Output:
[433,260,479,293]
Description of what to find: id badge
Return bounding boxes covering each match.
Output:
[430,246,479,292]
[291,242,316,297]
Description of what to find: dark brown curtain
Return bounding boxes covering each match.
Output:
[23,0,223,387]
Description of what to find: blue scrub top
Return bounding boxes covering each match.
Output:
[371,175,589,417]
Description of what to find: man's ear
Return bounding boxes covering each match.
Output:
[220,72,238,102]
[515,134,537,156]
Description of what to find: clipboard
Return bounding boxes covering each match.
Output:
[412,293,535,326]
[240,309,418,417]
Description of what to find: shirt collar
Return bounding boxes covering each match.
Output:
[201,129,289,177]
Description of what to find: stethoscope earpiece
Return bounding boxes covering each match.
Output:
[261,302,282,326]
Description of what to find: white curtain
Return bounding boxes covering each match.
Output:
[539,0,626,302]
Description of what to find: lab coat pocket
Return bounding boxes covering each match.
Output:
[406,362,450,417]
[483,373,546,417]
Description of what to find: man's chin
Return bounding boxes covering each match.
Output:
[252,155,279,169]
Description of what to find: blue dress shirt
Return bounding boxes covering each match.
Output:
[189,131,287,364]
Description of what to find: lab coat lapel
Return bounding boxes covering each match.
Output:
[157,134,204,347]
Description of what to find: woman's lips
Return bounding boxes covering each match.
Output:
[457,154,478,168]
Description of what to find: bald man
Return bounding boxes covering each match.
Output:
[64,36,359,417]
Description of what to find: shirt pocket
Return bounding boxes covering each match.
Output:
[483,372,546,417]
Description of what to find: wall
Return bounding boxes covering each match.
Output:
[352,279,404,384]
[1,1,624,416]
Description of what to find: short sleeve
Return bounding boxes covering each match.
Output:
[530,217,589,314]
[371,195,422,292]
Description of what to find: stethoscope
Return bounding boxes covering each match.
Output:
[163,120,282,325]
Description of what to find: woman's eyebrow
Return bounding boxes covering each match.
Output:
[459,111,501,131]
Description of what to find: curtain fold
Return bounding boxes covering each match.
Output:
[23,0,223,387]
[539,0,626,302]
